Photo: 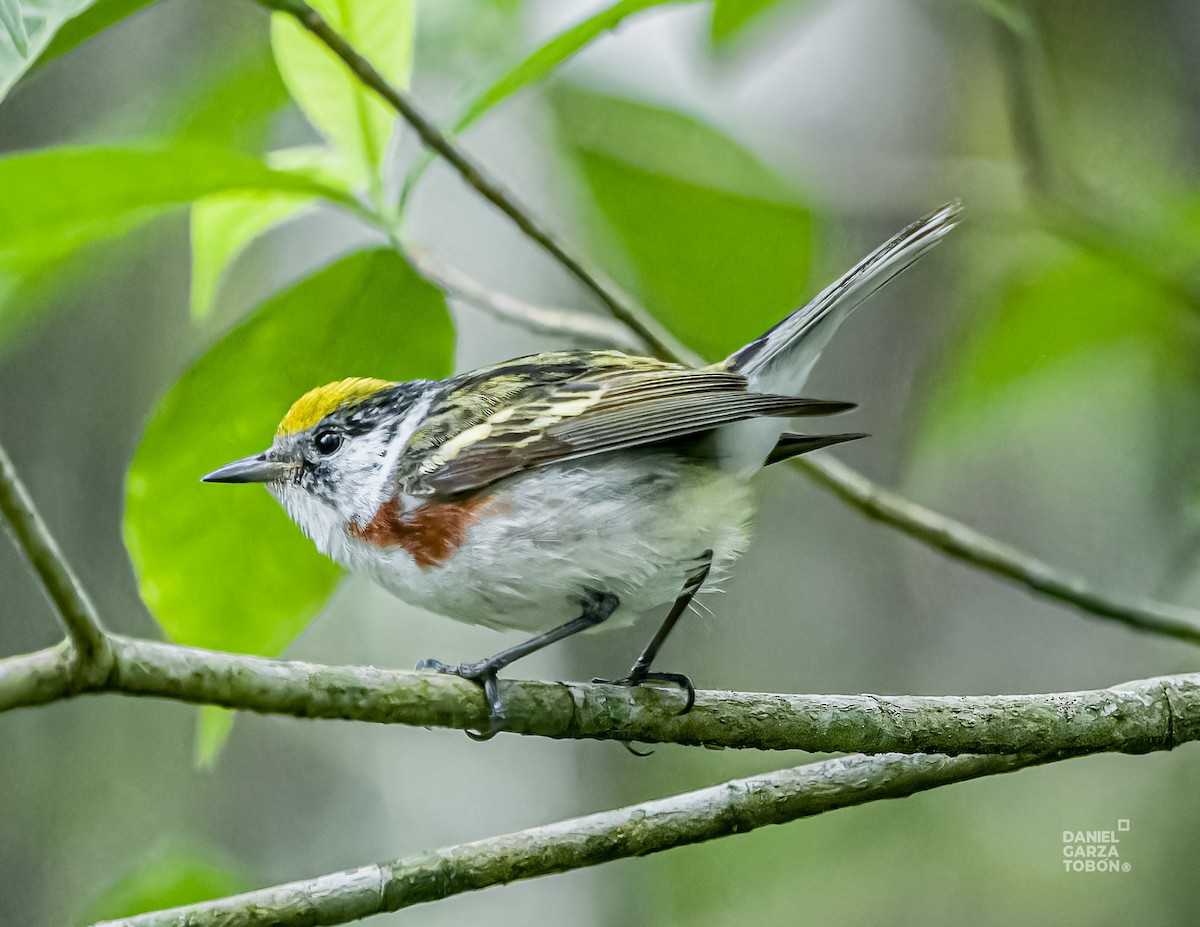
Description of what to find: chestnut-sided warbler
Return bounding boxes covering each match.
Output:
[204,203,960,737]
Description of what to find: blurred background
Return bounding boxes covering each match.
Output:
[2,0,1200,924]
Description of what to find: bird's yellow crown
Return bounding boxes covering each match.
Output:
[277,378,395,436]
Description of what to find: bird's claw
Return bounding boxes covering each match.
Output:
[592,670,696,715]
[416,657,505,740]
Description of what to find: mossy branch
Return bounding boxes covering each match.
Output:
[1,635,1197,756]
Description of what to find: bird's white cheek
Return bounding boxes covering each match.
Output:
[337,430,407,519]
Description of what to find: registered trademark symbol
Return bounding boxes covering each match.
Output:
[1122,863,1131,872]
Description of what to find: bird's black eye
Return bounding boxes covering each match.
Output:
[314,429,343,455]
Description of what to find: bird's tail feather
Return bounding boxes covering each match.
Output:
[709,203,960,477]
[721,201,962,396]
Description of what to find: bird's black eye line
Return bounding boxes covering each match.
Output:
[314,429,343,455]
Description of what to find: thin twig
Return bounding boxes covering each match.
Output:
[258,0,692,363]
[406,246,649,352]
[0,442,111,677]
[3,636,1199,755]
[95,751,1039,927]
[797,454,1200,646]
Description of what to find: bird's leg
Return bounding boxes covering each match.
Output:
[595,549,713,714]
[417,589,619,740]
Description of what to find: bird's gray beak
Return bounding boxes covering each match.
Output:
[202,452,297,484]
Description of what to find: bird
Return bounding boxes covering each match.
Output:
[203,202,961,738]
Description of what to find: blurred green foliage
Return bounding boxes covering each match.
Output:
[81,846,247,923]
[709,0,794,42]
[36,0,156,67]
[0,146,347,258]
[189,191,315,320]
[402,0,697,203]
[454,0,689,133]
[190,147,361,320]
[554,87,815,359]
[166,46,289,152]
[924,248,1191,451]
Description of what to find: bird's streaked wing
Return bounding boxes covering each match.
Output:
[393,351,851,497]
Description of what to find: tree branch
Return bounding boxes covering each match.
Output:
[95,751,1039,927]
[0,441,112,679]
[797,454,1200,646]
[0,642,73,710]
[2,634,1197,756]
[405,246,649,352]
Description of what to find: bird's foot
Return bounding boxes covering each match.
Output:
[592,670,696,715]
[416,657,504,740]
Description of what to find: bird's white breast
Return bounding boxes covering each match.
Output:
[336,452,755,634]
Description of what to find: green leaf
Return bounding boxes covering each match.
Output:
[0,145,355,349]
[0,142,361,351]
[921,250,1186,450]
[0,145,354,265]
[400,0,696,208]
[267,142,363,189]
[168,44,290,153]
[554,87,815,359]
[195,706,236,768]
[0,0,157,103]
[36,0,156,70]
[124,249,454,659]
[190,193,313,320]
[0,0,29,57]
[81,845,246,922]
[710,0,791,42]
[0,237,91,347]
[457,0,691,134]
[270,0,415,188]
[189,147,363,320]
